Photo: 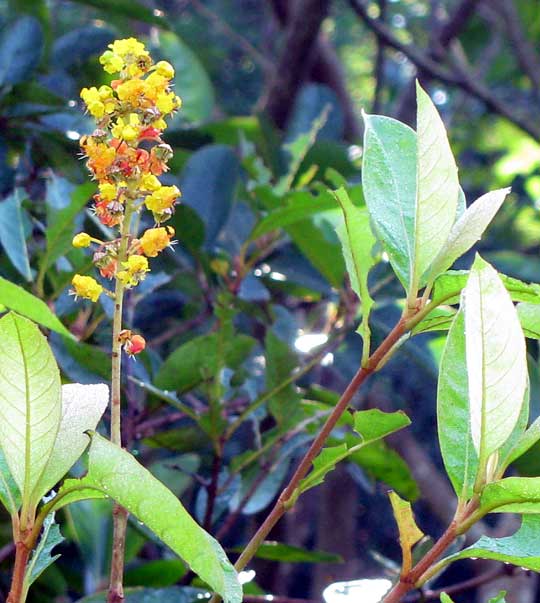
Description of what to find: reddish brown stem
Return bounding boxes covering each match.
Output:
[6,541,31,603]
[232,315,409,574]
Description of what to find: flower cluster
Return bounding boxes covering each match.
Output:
[71,38,181,355]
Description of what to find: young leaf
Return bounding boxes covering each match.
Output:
[0,312,61,517]
[334,187,376,363]
[298,410,410,495]
[502,416,540,467]
[464,256,528,465]
[31,383,109,502]
[353,409,411,441]
[437,310,478,499]
[443,515,540,572]
[413,82,459,292]
[362,113,416,289]
[0,276,73,338]
[517,303,540,339]
[480,477,540,514]
[22,512,64,596]
[423,188,510,286]
[431,270,540,308]
[388,491,424,574]
[53,433,242,603]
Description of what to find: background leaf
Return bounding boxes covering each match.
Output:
[0,17,44,87]
[0,190,32,281]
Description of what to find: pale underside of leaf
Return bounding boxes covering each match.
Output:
[423,188,510,285]
[362,112,417,289]
[464,257,527,462]
[31,383,109,503]
[413,83,459,291]
[0,313,61,513]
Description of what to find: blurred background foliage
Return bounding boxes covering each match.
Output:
[0,0,538,602]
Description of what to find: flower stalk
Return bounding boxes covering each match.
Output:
[72,37,182,602]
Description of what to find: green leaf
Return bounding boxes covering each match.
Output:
[517,303,540,339]
[432,270,540,307]
[503,416,540,467]
[250,191,337,240]
[298,410,410,495]
[32,384,108,502]
[334,187,376,362]
[413,82,459,291]
[180,145,239,248]
[299,444,348,493]
[0,17,44,86]
[22,513,64,596]
[362,113,416,289]
[0,446,20,514]
[155,333,256,393]
[157,32,214,123]
[265,332,301,428]
[443,515,540,572]
[233,541,343,564]
[0,313,61,515]
[488,593,507,603]
[54,434,242,603]
[423,188,510,285]
[437,310,478,499]
[480,477,540,514]
[464,256,527,464]
[41,182,95,271]
[0,276,72,337]
[388,490,424,573]
[440,595,455,603]
[353,409,411,441]
[0,190,32,281]
[412,306,456,334]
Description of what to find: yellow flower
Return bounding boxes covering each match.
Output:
[156,92,177,115]
[99,182,117,201]
[141,174,161,191]
[117,254,149,288]
[111,114,140,141]
[145,185,180,215]
[99,50,124,74]
[80,87,105,119]
[154,60,175,79]
[72,275,103,302]
[72,233,92,248]
[139,227,175,257]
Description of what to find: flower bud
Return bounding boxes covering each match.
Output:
[72,233,92,248]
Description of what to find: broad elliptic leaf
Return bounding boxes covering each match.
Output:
[443,515,540,572]
[32,383,109,502]
[388,490,424,573]
[334,187,376,362]
[362,112,416,289]
[54,434,242,603]
[437,310,478,499]
[517,303,540,339]
[413,82,459,291]
[464,256,527,463]
[0,313,61,514]
[22,513,64,596]
[0,277,72,338]
[424,188,510,285]
[0,17,44,87]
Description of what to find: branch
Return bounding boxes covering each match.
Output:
[348,0,540,140]
[264,0,331,129]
